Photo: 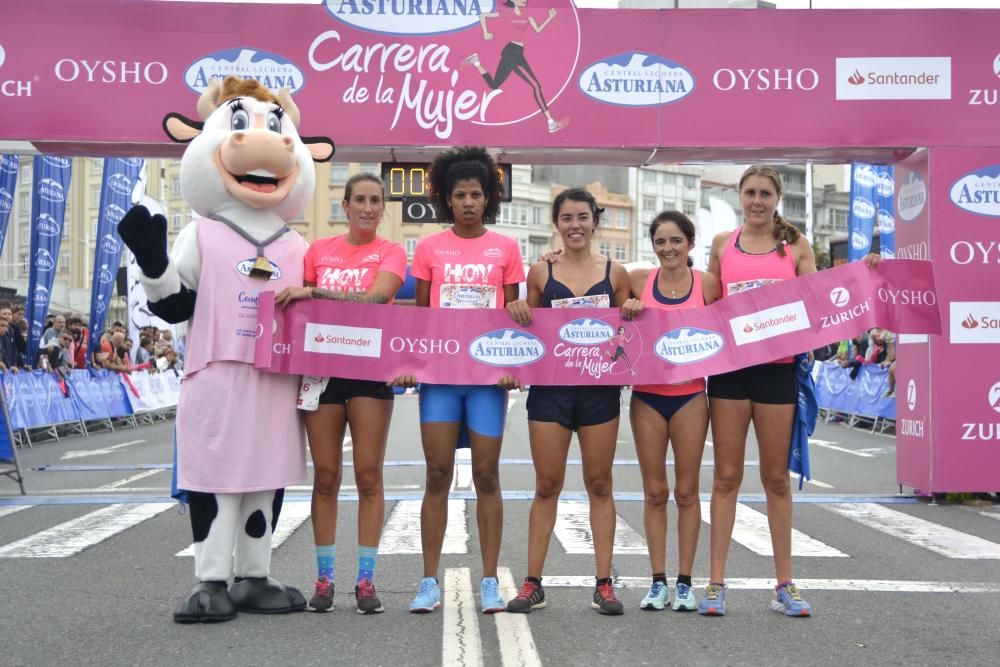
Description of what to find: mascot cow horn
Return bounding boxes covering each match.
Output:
[118,75,334,624]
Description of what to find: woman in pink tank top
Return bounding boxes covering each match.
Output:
[275,172,406,614]
[623,211,721,611]
[700,166,818,617]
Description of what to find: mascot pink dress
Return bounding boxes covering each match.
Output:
[118,76,334,623]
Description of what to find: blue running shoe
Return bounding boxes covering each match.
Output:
[640,581,669,610]
[672,582,697,611]
[697,584,726,616]
[771,583,812,617]
[409,577,441,613]
[480,577,505,614]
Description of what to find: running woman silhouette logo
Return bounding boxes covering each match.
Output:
[461,0,577,133]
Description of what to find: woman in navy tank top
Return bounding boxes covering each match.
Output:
[505,188,632,615]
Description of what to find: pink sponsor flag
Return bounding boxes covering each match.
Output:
[255,260,940,386]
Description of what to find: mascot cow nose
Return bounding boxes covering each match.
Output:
[221,131,296,179]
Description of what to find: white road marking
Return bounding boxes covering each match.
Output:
[826,503,1000,559]
[789,471,835,489]
[284,484,421,492]
[975,507,1000,521]
[98,469,163,489]
[541,576,1000,594]
[0,505,31,519]
[442,567,483,667]
[0,503,171,558]
[60,439,147,460]
[555,500,647,555]
[176,500,312,557]
[507,398,516,414]
[700,501,848,557]
[453,448,473,491]
[495,567,542,667]
[809,439,875,458]
[380,499,467,554]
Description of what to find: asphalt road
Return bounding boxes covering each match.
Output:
[1,390,998,666]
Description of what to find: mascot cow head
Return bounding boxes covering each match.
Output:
[163,75,334,223]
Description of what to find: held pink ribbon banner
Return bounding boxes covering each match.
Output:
[255,260,940,385]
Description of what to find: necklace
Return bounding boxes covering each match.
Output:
[659,269,691,298]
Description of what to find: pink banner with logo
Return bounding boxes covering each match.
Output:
[2,2,1000,160]
[254,260,939,386]
[911,147,1000,493]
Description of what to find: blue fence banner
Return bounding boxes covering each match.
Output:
[0,155,19,259]
[88,158,144,354]
[875,166,895,259]
[25,155,72,366]
[848,163,877,261]
[0,369,140,431]
[0,380,14,462]
[814,361,895,420]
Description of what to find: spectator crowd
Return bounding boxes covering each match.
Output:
[0,300,184,378]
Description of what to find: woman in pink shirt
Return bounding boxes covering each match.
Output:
[624,211,721,613]
[701,166,817,617]
[276,172,406,615]
[407,146,525,614]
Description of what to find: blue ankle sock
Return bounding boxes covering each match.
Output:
[357,545,378,583]
[316,544,335,581]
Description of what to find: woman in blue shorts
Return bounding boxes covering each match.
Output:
[505,188,633,615]
[407,147,525,614]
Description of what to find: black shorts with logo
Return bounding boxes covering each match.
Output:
[318,377,394,405]
[707,362,797,405]
[526,385,621,431]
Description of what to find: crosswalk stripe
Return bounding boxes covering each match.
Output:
[495,567,542,667]
[825,503,1000,559]
[380,499,468,555]
[700,502,849,558]
[0,503,172,558]
[442,567,483,667]
[175,501,313,557]
[555,499,647,555]
[0,505,32,519]
[541,576,1000,594]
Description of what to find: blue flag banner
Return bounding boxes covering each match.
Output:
[0,156,20,259]
[848,163,877,261]
[25,155,72,367]
[875,166,895,259]
[789,354,817,489]
[88,158,144,355]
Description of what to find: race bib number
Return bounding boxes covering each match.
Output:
[551,294,611,309]
[297,375,329,411]
[727,278,780,296]
[440,284,497,309]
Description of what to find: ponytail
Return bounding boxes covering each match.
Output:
[772,212,800,257]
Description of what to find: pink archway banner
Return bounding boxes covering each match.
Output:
[254,260,940,385]
[2,2,999,162]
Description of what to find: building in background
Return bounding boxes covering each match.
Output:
[0,155,852,318]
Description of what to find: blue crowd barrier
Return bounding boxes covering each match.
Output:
[814,361,895,421]
[0,369,137,434]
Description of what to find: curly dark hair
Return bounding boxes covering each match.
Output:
[428,146,502,224]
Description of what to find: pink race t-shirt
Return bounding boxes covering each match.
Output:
[304,235,407,302]
[411,228,525,309]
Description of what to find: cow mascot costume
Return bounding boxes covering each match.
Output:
[119,75,334,623]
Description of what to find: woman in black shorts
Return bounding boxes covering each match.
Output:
[505,188,633,615]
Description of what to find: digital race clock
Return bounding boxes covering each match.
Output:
[380,162,513,202]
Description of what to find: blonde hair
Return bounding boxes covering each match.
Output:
[739,165,800,257]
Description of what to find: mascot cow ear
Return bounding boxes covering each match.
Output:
[162,113,203,144]
[301,136,335,163]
